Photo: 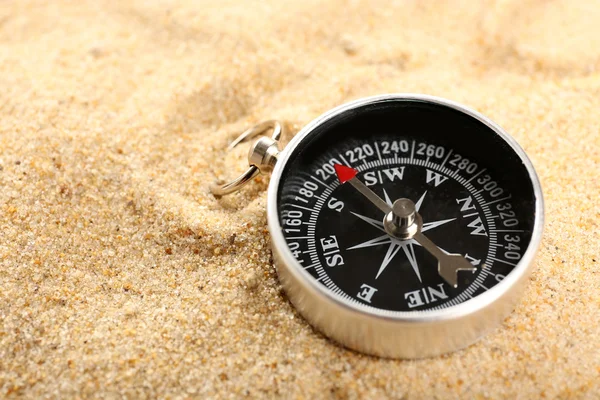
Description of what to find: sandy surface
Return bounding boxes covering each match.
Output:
[1,0,599,398]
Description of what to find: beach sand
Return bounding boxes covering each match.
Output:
[0,0,599,398]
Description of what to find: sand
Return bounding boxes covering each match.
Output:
[0,0,599,398]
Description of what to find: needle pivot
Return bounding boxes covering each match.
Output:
[384,198,422,240]
[392,198,416,227]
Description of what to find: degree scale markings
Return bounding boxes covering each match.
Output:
[291,152,501,305]
[281,138,526,312]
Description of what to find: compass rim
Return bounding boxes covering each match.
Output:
[267,94,544,332]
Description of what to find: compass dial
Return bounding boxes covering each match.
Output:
[276,99,538,313]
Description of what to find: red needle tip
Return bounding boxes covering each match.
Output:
[334,164,357,184]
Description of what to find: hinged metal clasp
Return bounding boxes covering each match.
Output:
[211,120,283,196]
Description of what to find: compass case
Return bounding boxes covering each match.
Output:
[267,94,544,358]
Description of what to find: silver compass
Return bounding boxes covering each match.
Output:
[212,94,544,359]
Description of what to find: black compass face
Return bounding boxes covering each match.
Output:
[276,99,538,312]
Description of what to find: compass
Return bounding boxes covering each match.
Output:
[212,94,544,358]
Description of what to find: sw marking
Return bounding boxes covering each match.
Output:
[363,167,405,186]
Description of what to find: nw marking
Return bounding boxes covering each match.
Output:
[467,217,488,236]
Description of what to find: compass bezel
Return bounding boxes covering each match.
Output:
[266,93,544,357]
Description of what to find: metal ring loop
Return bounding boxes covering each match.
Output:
[211,120,282,196]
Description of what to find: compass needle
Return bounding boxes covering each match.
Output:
[338,168,474,286]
